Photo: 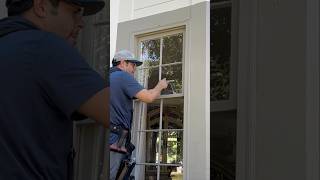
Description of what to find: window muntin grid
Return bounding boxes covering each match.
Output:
[133,29,185,180]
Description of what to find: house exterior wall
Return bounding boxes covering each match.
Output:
[118,0,209,22]
[256,1,306,179]
[238,0,319,180]
[116,1,210,179]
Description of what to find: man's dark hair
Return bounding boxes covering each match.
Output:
[6,0,59,16]
[112,60,120,67]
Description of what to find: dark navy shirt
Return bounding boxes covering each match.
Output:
[109,67,143,144]
[0,17,106,180]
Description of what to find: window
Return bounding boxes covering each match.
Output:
[132,28,185,180]
[210,0,237,112]
[211,0,238,180]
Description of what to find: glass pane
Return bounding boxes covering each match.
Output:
[93,24,109,78]
[136,67,159,90]
[135,68,148,87]
[161,64,182,95]
[141,39,161,67]
[160,166,183,180]
[146,100,161,130]
[211,110,236,180]
[160,131,183,165]
[147,67,160,90]
[162,98,183,129]
[145,165,158,180]
[210,6,231,101]
[162,33,183,64]
[143,131,160,163]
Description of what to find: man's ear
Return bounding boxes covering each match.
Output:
[32,0,47,17]
[119,60,125,66]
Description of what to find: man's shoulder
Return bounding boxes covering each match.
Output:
[111,71,136,82]
[28,31,71,49]
[3,29,72,53]
[25,31,80,59]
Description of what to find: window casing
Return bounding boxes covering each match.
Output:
[132,28,185,180]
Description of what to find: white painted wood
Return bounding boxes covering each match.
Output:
[135,0,209,10]
[116,2,210,179]
[133,0,190,20]
[110,0,120,63]
[185,2,210,179]
[118,0,209,23]
[118,0,134,23]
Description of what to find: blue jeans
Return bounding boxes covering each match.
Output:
[110,151,126,180]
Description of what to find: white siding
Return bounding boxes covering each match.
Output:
[119,0,209,22]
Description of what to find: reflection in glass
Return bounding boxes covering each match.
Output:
[144,132,160,163]
[135,67,160,89]
[160,131,183,165]
[147,67,160,90]
[147,100,161,130]
[93,24,109,78]
[211,6,231,101]
[144,165,158,180]
[161,65,182,95]
[135,68,148,87]
[162,33,183,64]
[141,39,161,67]
[162,98,184,129]
[160,166,183,180]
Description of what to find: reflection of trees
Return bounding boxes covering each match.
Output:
[211,6,231,101]
[211,55,230,101]
[163,34,183,64]
[141,39,160,67]
[146,100,184,165]
[165,131,183,164]
[94,24,109,79]
[161,65,183,94]
[139,33,184,95]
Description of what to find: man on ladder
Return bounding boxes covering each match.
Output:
[109,50,168,180]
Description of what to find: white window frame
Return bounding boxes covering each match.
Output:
[131,27,186,180]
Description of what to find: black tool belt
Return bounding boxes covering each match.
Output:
[110,124,135,155]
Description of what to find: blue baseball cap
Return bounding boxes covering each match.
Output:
[65,0,105,16]
[6,0,105,16]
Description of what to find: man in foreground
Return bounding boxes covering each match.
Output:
[0,0,108,179]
